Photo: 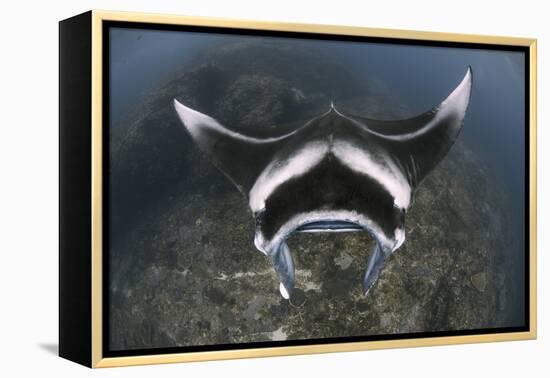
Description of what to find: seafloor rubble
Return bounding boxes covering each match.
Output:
[108,40,520,350]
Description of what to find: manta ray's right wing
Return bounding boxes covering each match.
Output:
[350,67,473,188]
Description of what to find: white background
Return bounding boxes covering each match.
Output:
[0,0,547,376]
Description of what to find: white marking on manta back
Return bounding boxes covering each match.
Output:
[249,142,329,211]
[248,138,412,212]
[332,141,411,209]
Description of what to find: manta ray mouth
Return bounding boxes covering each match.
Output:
[257,210,396,299]
[295,220,364,232]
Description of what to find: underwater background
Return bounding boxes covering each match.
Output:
[107,26,526,351]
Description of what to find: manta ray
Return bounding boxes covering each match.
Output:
[173,67,472,299]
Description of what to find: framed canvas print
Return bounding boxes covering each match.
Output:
[59,10,537,368]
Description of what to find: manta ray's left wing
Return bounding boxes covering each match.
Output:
[174,100,296,195]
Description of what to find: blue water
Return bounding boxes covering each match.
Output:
[110,28,224,124]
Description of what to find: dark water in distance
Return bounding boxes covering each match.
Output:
[109,27,526,325]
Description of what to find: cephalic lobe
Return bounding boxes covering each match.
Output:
[173,67,472,299]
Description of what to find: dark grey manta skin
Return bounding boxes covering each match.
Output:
[174,68,472,299]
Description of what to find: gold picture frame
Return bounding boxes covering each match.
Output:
[59,9,537,368]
